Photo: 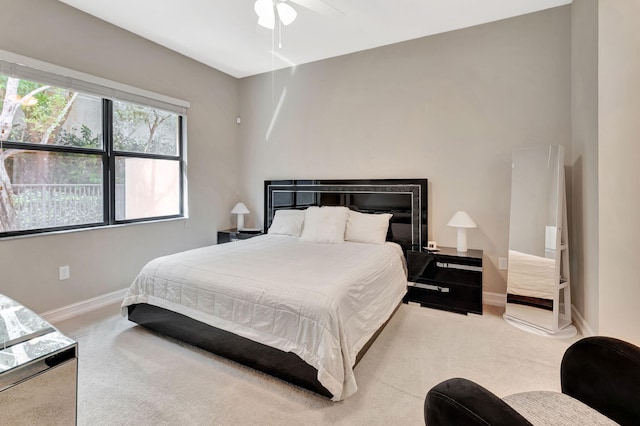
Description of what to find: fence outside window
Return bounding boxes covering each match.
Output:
[11,184,125,230]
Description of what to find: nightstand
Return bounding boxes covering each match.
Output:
[404,247,483,315]
[217,228,264,244]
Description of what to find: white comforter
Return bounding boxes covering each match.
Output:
[121,234,407,400]
[507,249,556,300]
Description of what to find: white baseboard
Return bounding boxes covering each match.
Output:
[483,291,506,307]
[40,288,597,337]
[484,291,595,337]
[40,288,128,324]
[571,305,595,337]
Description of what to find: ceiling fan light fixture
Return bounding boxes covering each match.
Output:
[255,0,275,28]
[276,2,297,26]
[258,13,275,29]
[255,0,297,29]
[254,0,272,16]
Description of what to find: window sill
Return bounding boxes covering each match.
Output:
[0,216,188,242]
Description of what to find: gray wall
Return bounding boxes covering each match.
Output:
[0,0,239,313]
[570,0,599,333]
[598,0,640,344]
[237,7,572,295]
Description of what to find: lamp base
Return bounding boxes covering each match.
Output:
[456,228,468,252]
[236,214,245,231]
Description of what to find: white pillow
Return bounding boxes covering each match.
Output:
[268,209,306,237]
[300,206,349,244]
[345,210,393,244]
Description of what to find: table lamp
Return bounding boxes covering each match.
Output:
[447,211,477,252]
[231,202,249,231]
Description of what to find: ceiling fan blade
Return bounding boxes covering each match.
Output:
[289,0,345,17]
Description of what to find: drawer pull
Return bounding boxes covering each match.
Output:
[415,283,450,293]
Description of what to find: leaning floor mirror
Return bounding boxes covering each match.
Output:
[504,145,576,337]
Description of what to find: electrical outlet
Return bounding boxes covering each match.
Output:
[59,265,70,280]
[498,257,508,270]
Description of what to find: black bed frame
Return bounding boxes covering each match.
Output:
[127,178,428,398]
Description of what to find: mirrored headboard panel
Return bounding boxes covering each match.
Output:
[264,179,428,250]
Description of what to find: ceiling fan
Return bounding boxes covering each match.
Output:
[254,0,342,29]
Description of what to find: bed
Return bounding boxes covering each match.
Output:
[122,178,428,400]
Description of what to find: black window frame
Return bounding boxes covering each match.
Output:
[0,93,185,238]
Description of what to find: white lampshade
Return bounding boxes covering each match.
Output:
[255,0,297,29]
[231,203,250,214]
[276,2,297,25]
[231,202,250,231]
[447,211,477,252]
[254,0,273,17]
[255,0,275,29]
[447,211,477,228]
[257,13,275,29]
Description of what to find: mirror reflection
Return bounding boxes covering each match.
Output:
[508,146,561,259]
[505,145,573,334]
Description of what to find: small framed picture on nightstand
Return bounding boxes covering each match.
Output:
[217,228,264,244]
[239,227,263,233]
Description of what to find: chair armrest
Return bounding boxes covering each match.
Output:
[424,378,532,426]
[561,336,640,426]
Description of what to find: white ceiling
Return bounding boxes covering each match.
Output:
[58,0,571,78]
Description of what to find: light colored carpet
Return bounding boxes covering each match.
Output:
[56,303,581,425]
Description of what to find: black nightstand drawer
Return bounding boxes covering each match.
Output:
[427,267,482,287]
[405,280,482,315]
[404,246,483,315]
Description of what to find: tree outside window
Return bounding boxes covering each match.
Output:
[0,74,183,236]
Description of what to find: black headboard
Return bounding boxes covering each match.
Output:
[264,179,427,250]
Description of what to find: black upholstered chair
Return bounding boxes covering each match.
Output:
[424,336,640,426]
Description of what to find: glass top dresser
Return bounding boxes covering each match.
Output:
[0,294,78,425]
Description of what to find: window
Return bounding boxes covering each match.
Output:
[0,72,185,237]
[112,101,182,221]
